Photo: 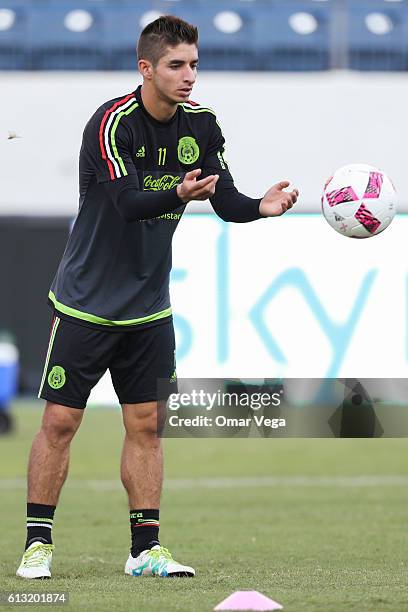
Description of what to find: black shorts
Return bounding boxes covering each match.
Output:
[38,315,177,409]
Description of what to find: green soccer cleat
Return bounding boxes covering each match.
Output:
[16,542,54,579]
[125,545,195,577]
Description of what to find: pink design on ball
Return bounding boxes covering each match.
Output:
[363,172,383,199]
[326,186,359,207]
[355,203,381,234]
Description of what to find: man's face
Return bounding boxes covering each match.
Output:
[151,43,198,104]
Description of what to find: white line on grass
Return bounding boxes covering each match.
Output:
[1,475,408,491]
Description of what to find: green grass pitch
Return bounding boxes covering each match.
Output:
[0,401,408,611]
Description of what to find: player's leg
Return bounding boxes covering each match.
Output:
[17,316,117,579]
[121,400,163,510]
[111,320,194,576]
[121,400,163,554]
[27,402,84,507]
[121,401,194,577]
[16,402,83,579]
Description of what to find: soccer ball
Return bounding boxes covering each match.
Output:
[321,163,397,238]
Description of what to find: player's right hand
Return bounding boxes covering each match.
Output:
[259,181,299,217]
[177,169,219,204]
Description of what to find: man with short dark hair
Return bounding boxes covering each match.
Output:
[16,15,298,579]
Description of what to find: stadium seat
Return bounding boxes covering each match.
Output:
[26,4,105,70]
[0,6,30,70]
[347,0,408,71]
[253,2,331,71]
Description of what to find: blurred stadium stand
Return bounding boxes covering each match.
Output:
[347,0,408,71]
[1,0,408,71]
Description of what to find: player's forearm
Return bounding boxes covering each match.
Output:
[210,188,262,223]
[105,185,184,222]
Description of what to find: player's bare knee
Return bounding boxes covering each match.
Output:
[123,402,161,438]
[124,413,161,443]
[41,403,82,447]
[131,414,160,439]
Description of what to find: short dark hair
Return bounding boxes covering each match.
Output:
[137,15,198,66]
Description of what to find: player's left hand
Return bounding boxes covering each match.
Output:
[259,181,299,217]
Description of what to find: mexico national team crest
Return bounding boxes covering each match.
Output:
[177,136,199,164]
[48,365,66,390]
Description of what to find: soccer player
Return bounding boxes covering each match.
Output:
[16,15,298,579]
